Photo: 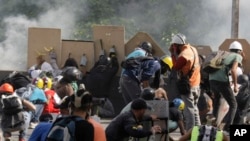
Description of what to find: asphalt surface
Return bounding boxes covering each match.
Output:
[10,119,182,141]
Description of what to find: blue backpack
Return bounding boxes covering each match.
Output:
[46,116,84,141]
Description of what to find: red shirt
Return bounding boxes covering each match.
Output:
[42,89,60,114]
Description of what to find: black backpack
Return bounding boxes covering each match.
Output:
[1,94,25,132]
[0,72,31,90]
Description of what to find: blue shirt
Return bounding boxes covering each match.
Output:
[29,122,52,141]
[29,87,47,102]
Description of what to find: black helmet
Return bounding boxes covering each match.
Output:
[141,88,155,100]
[237,74,249,84]
[62,67,82,82]
[140,41,152,54]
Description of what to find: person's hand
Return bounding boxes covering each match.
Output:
[150,115,158,120]
[233,85,239,93]
[151,125,162,134]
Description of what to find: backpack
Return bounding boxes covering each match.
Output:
[1,94,23,114]
[121,56,154,69]
[0,72,31,90]
[46,116,84,141]
[202,50,231,73]
[1,94,25,132]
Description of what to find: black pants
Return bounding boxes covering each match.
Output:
[209,80,237,130]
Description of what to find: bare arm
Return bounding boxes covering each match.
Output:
[223,133,229,141]
[22,99,36,111]
[231,61,239,93]
[177,120,186,135]
[179,128,192,141]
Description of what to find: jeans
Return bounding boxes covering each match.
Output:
[119,75,141,105]
[209,80,237,131]
[19,111,32,139]
[31,104,45,123]
[3,111,32,139]
[181,86,201,131]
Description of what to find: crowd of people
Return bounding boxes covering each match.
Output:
[0,32,248,141]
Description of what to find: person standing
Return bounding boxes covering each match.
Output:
[209,41,243,132]
[169,33,201,130]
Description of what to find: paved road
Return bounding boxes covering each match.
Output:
[10,119,182,141]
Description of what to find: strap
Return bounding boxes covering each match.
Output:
[187,47,196,77]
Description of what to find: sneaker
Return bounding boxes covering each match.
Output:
[29,122,38,129]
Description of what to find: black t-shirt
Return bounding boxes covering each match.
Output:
[75,120,94,141]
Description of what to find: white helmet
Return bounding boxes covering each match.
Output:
[229,41,243,51]
[171,33,186,45]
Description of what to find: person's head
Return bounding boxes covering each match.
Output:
[139,41,153,55]
[57,96,71,116]
[0,83,14,94]
[141,88,155,100]
[32,77,44,89]
[131,98,148,120]
[237,74,249,84]
[62,67,82,82]
[63,58,79,69]
[39,114,53,122]
[160,55,173,74]
[43,77,53,90]
[171,33,186,54]
[155,88,168,100]
[70,89,93,115]
[172,98,185,111]
[36,55,45,65]
[229,41,243,54]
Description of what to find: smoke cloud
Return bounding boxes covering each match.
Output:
[0,0,88,71]
[0,0,249,71]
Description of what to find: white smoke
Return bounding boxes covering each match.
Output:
[0,0,88,71]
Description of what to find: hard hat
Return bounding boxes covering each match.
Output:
[33,77,44,89]
[0,83,14,93]
[161,55,173,69]
[229,41,243,51]
[141,88,155,100]
[173,98,185,111]
[71,89,92,109]
[171,33,186,45]
[43,77,53,89]
[62,67,82,82]
[140,41,153,53]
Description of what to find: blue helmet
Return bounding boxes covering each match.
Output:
[173,98,185,111]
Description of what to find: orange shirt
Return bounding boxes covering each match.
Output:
[88,118,107,141]
[174,44,201,87]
